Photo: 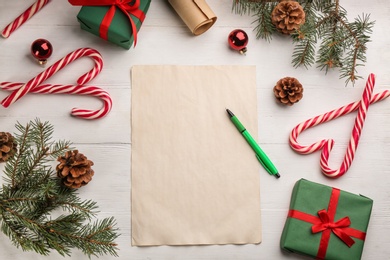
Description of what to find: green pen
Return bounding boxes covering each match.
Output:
[226,109,280,178]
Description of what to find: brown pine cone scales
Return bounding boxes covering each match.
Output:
[273,77,303,105]
[0,132,17,163]
[271,1,305,34]
[56,150,94,189]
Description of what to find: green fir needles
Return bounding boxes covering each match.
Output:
[233,0,375,85]
[0,119,119,257]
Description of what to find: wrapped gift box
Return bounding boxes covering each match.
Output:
[73,0,151,49]
[280,179,373,260]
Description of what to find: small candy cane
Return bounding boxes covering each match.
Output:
[1,0,50,38]
[289,74,390,178]
[0,48,112,120]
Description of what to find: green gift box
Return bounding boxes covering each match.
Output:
[280,179,373,260]
[74,0,151,49]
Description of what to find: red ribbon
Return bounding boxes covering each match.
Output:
[69,0,146,46]
[287,188,366,259]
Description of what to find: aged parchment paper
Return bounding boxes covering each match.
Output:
[131,65,261,246]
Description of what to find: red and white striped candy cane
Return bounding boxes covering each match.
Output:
[1,83,112,120]
[1,0,50,38]
[289,74,390,178]
[0,48,112,120]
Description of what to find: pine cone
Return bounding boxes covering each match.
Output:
[56,150,94,189]
[0,132,17,163]
[271,1,305,34]
[273,77,303,105]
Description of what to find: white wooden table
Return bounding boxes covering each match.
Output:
[0,0,389,259]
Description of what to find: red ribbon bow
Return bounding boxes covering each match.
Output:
[69,0,146,46]
[288,188,366,259]
[312,209,355,247]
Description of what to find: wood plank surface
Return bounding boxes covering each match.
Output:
[0,0,389,259]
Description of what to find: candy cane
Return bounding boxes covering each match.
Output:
[289,74,390,178]
[1,83,112,119]
[1,0,50,38]
[0,48,112,120]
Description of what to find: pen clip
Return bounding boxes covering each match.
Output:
[256,154,272,174]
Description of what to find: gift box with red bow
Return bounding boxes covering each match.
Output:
[280,179,373,260]
[69,0,151,49]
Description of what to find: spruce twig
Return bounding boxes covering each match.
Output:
[0,119,120,257]
[233,0,374,85]
[252,2,278,41]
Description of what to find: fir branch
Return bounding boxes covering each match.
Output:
[0,119,120,257]
[43,217,119,258]
[1,197,38,204]
[30,119,53,152]
[2,205,71,256]
[79,217,119,257]
[1,212,31,251]
[16,147,49,189]
[58,198,98,219]
[292,32,317,69]
[16,120,53,187]
[339,14,374,84]
[233,0,273,15]
[316,15,343,73]
[233,0,374,85]
[4,122,31,188]
[311,0,332,12]
[252,2,278,41]
[0,212,50,256]
[48,139,72,159]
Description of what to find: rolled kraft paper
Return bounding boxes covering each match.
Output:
[168,0,217,35]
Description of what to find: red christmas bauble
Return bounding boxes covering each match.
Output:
[31,38,53,65]
[228,29,248,54]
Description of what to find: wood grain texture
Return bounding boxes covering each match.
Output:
[0,0,389,259]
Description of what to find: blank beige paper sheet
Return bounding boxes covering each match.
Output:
[131,65,261,246]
